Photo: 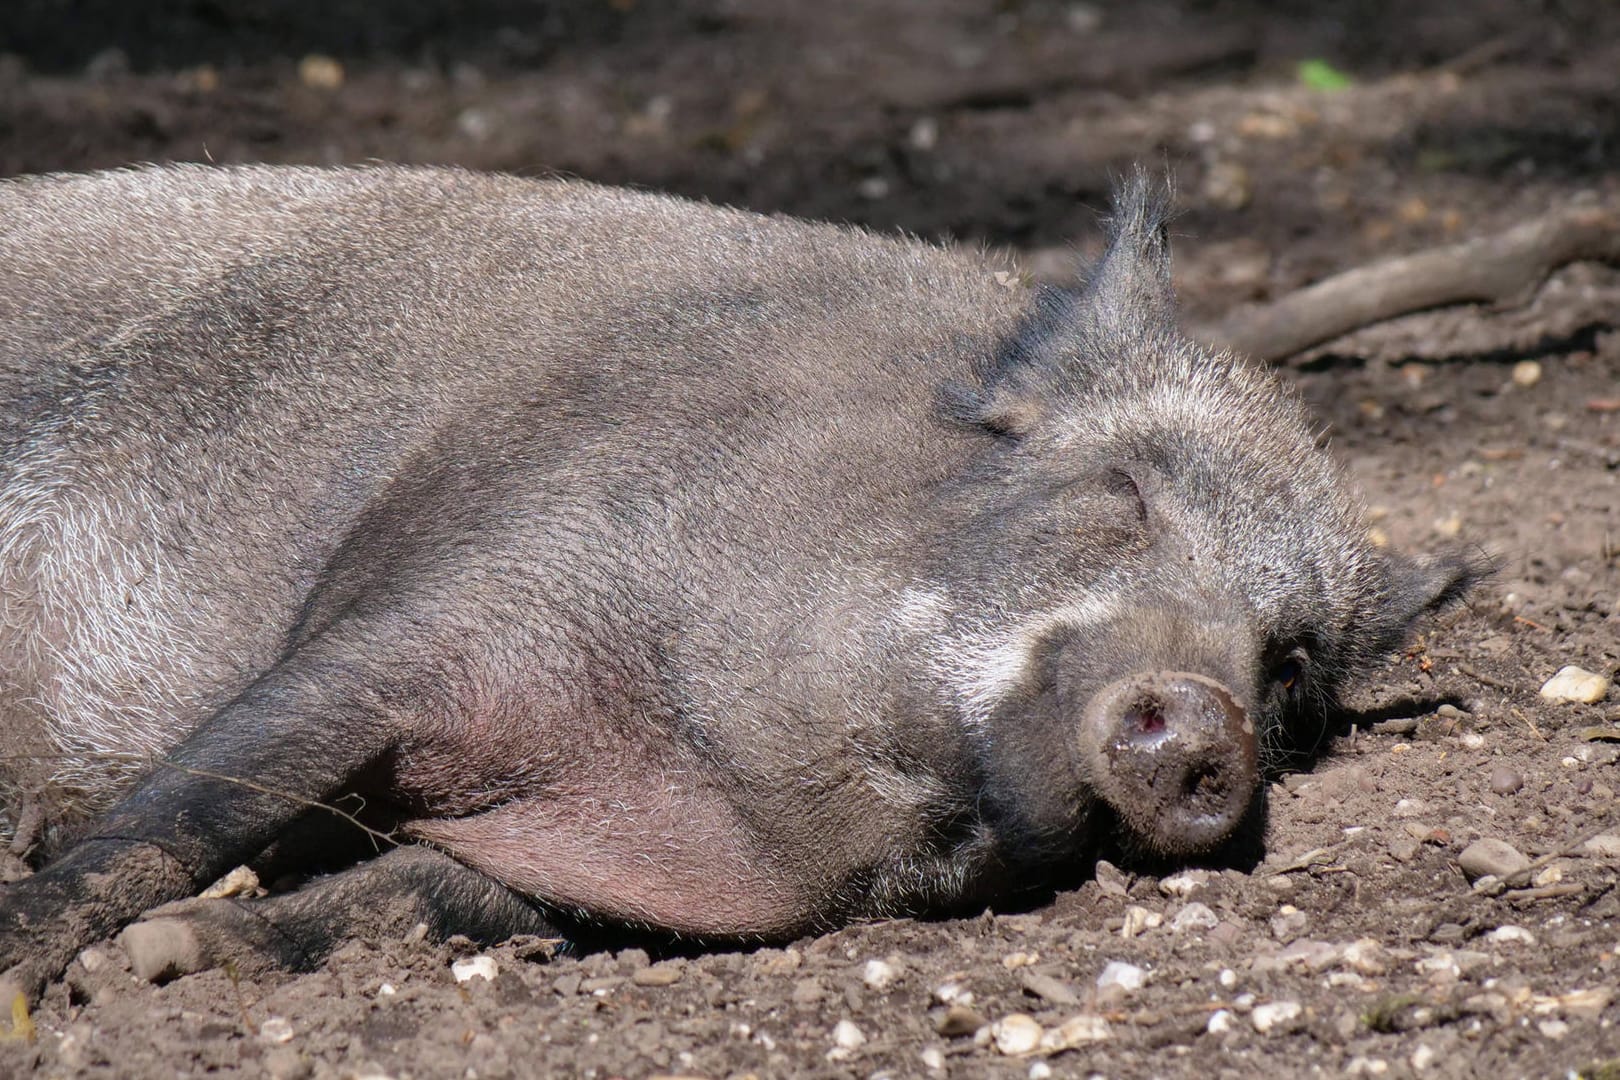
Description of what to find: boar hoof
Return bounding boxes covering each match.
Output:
[1082,672,1259,856]
[118,897,313,983]
[117,918,208,984]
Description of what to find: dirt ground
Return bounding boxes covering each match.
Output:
[3,1,1620,1077]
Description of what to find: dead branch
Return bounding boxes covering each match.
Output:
[1196,201,1620,363]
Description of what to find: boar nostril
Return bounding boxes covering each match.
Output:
[1127,697,1166,736]
[1183,762,1226,803]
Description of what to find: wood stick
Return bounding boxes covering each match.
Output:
[1196,201,1620,363]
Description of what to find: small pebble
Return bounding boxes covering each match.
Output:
[862,958,898,991]
[258,1017,295,1044]
[1458,838,1530,881]
[1458,731,1485,750]
[1218,968,1237,989]
[1539,666,1610,704]
[297,54,344,90]
[920,1046,946,1072]
[1342,939,1392,975]
[1511,360,1543,387]
[199,865,264,900]
[1488,767,1524,795]
[1411,1043,1438,1071]
[1171,902,1220,933]
[1028,1063,1053,1080]
[451,955,498,983]
[1207,1009,1236,1035]
[1538,1019,1570,1039]
[1250,1000,1302,1033]
[1019,970,1079,1006]
[937,1005,988,1037]
[1121,905,1162,938]
[991,1014,1044,1055]
[1486,925,1536,946]
[831,1019,866,1050]
[632,963,683,987]
[1096,961,1146,993]
[1159,870,1211,898]
[1039,1014,1111,1050]
[76,947,109,974]
[1579,833,1620,859]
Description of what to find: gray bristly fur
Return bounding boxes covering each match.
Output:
[0,164,1479,933]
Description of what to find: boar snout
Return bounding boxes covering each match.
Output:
[1079,671,1259,857]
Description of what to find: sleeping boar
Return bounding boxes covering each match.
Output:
[0,165,1475,997]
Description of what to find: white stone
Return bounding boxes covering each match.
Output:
[1459,732,1486,750]
[258,1017,295,1044]
[1458,838,1530,881]
[451,955,498,983]
[1250,1000,1302,1033]
[1028,1063,1053,1080]
[1097,960,1146,993]
[377,982,397,997]
[862,958,898,991]
[933,981,973,1006]
[1411,1043,1438,1071]
[1039,1014,1111,1050]
[1159,870,1211,898]
[1218,968,1237,988]
[1483,919,1535,945]
[920,1046,946,1072]
[1346,1056,1390,1076]
[199,865,263,900]
[991,1014,1044,1055]
[1121,905,1162,938]
[1539,665,1609,704]
[1207,1009,1236,1035]
[1538,1019,1570,1039]
[832,1019,867,1050]
[1171,902,1220,933]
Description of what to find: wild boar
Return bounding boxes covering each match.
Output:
[0,165,1476,997]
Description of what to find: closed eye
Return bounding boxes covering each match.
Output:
[1103,468,1148,525]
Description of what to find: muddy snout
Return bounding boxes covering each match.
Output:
[1078,672,1259,856]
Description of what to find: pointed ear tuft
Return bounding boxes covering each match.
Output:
[1081,169,1177,326]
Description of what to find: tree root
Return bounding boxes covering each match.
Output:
[1196,200,1620,363]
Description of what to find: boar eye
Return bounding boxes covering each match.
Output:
[1103,468,1148,524]
[1273,655,1305,692]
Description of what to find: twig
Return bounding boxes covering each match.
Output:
[1456,664,1515,693]
[1509,707,1545,741]
[160,762,399,850]
[1196,201,1620,363]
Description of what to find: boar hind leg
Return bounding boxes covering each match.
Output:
[116,845,562,982]
[0,624,434,1002]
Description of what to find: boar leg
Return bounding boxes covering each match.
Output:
[115,845,562,982]
[0,624,438,1002]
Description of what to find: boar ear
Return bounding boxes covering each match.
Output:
[1372,546,1494,648]
[1081,170,1177,328]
